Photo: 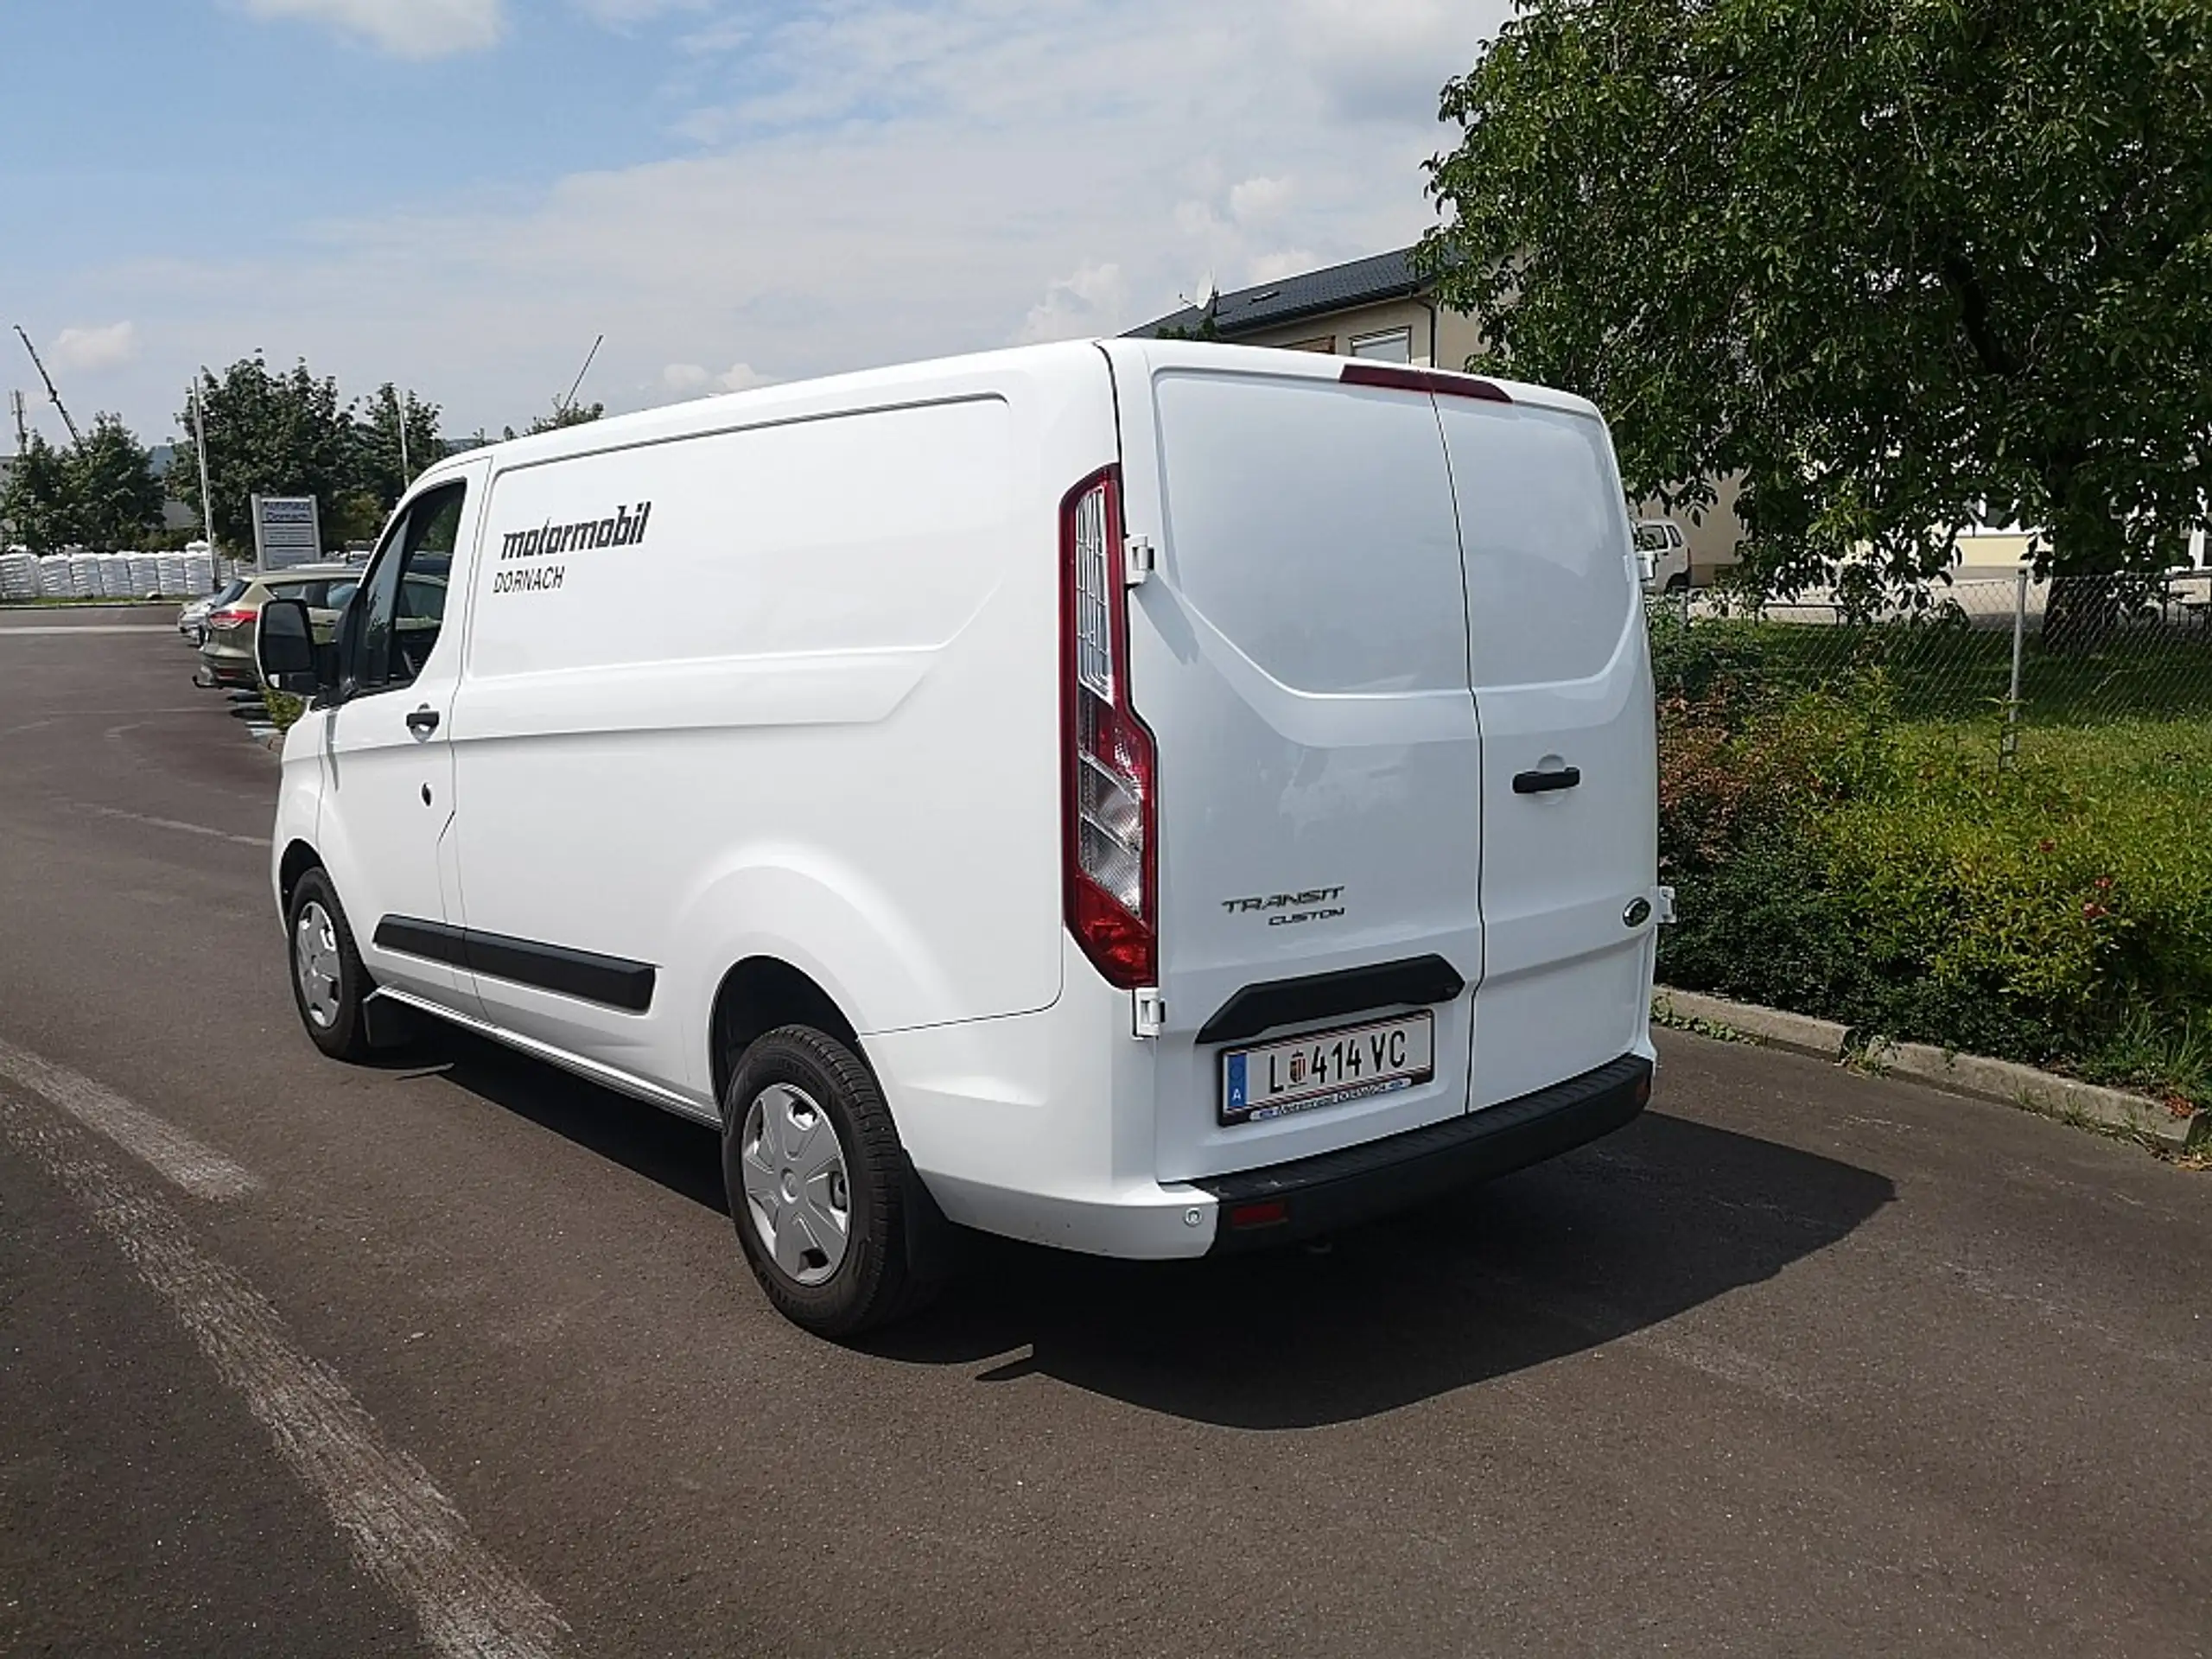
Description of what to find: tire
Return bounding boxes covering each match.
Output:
[285,867,377,1063]
[721,1025,935,1338]
[1664,572,1690,594]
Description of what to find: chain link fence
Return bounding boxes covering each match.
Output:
[1650,568,2212,758]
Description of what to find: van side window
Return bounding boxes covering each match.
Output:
[350,482,463,695]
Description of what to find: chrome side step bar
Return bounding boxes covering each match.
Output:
[369,986,721,1128]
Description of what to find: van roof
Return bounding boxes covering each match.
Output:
[414,339,1603,486]
[413,340,1109,484]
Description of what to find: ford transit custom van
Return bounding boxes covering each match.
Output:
[260,340,1663,1337]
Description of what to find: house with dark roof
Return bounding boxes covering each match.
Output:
[1128,247,1480,372]
[1128,248,1745,583]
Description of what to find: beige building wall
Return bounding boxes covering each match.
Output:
[1233,298,1493,373]
[1649,472,1744,585]
[1432,306,1490,374]
[1952,528,2037,574]
[1231,298,1444,365]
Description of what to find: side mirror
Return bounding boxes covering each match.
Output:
[1636,549,1657,584]
[257,596,326,695]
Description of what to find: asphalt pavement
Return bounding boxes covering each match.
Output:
[2,607,2207,1657]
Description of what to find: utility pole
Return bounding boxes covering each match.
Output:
[190,373,219,587]
[9,390,26,454]
[12,326,82,446]
[394,385,410,484]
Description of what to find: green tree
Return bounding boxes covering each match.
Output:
[503,399,605,440]
[170,354,359,556]
[355,383,444,509]
[0,430,79,551]
[1421,0,2212,606]
[67,414,165,550]
[0,416,163,552]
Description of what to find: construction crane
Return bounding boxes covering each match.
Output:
[13,325,82,446]
[557,332,603,415]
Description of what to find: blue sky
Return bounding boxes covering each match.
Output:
[3,0,1504,444]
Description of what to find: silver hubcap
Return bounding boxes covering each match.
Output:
[739,1084,850,1286]
[294,900,342,1029]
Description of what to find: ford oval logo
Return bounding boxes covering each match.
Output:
[1623,897,1652,928]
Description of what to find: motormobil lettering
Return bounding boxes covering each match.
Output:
[490,500,652,594]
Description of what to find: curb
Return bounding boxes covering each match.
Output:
[1652,986,2206,1153]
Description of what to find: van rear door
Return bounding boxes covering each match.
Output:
[1439,392,1657,1107]
[1105,344,1485,1181]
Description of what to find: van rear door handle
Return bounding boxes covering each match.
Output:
[405,706,441,736]
[1512,766,1580,794]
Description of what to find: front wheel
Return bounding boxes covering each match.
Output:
[286,868,376,1062]
[721,1026,934,1338]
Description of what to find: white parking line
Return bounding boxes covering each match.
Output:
[0,1035,257,1200]
[79,802,268,849]
[0,624,178,635]
[0,1094,574,1659]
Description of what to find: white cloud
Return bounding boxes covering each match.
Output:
[1289,0,1491,120]
[57,0,1513,436]
[1020,264,1129,344]
[1229,175,1294,225]
[1246,249,1322,285]
[238,0,504,59]
[575,0,704,26]
[50,321,138,373]
[1173,200,1221,239]
[661,360,772,396]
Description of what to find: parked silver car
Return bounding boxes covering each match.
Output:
[178,578,249,646]
[196,565,365,690]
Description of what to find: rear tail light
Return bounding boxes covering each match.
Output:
[207,606,259,631]
[1060,467,1157,989]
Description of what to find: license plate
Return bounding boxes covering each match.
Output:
[1219,1012,1435,1127]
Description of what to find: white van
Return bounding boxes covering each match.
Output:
[260,340,1662,1337]
[1634,518,1692,593]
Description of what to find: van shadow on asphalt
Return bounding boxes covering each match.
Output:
[432,1035,1894,1430]
[429,1032,730,1213]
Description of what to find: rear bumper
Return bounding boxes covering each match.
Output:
[881,938,1654,1261]
[197,649,259,689]
[1197,1052,1652,1251]
[906,1049,1652,1262]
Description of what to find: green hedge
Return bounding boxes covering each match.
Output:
[1653,622,2212,1109]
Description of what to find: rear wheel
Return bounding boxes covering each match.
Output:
[721,1025,933,1338]
[1663,571,1690,594]
[286,868,375,1062]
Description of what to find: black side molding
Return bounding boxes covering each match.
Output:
[373,915,469,970]
[1194,953,1465,1047]
[373,916,657,1014]
[1199,1052,1653,1250]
